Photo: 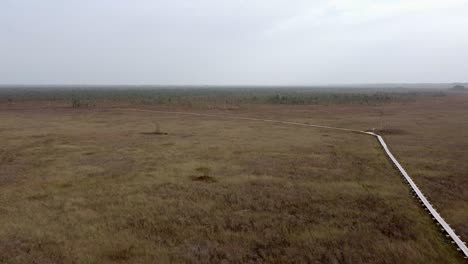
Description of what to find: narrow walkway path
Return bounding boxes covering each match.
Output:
[116,107,468,259]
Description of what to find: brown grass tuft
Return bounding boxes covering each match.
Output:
[191,175,217,183]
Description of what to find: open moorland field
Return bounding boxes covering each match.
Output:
[0,88,467,263]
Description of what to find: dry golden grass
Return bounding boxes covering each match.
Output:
[0,97,465,263]
[225,93,468,244]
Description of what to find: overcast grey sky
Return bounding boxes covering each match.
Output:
[1,0,468,85]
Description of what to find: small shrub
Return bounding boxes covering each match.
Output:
[191,175,217,183]
[191,167,216,182]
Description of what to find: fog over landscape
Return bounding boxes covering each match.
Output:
[1,0,468,85]
[2,2,468,263]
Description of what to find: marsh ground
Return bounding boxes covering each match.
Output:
[0,91,466,263]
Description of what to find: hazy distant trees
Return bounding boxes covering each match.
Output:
[452,85,466,90]
[0,87,447,106]
[72,98,81,108]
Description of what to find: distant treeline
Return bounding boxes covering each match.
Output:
[0,86,446,107]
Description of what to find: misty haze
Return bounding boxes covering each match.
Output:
[1,1,468,263]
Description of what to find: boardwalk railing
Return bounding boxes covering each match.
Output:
[366,132,468,259]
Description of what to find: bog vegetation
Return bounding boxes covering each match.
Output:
[0,87,466,263]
